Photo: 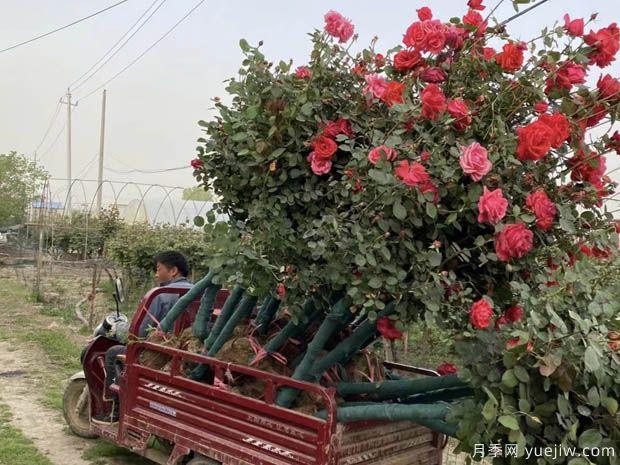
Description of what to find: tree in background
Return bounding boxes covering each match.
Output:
[182,186,214,202]
[0,152,47,227]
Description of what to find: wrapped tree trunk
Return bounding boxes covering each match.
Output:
[192,280,221,341]
[254,295,281,335]
[336,375,466,400]
[159,271,215,333]
[203,285,244,351]
[208,294,258,356]
[277,299,354,407]
[262,298,318,354]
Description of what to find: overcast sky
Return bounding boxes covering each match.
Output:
[1,0,619,210]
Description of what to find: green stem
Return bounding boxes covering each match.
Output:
[192,280,221,341]
[208,294,258,356]
[254,295,281,335]
[277,299,354,408]
[203,285,245,351]
[336,375,466,400]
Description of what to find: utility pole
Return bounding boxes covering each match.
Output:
[60,88,77,215]
[95,89,107,212]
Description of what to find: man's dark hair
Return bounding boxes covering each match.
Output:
[153,250,189,277]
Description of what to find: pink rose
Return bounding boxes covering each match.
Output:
[470,299,494,329]
[477,187,508,225]
[324,10,355,43]
[459,142,492,181]
[294,66,312,79]
[368,145,397,165]
[363,74,387,99]
[525,189,556,231]
[307,152,332,175]
[394,160,430,187]
[495,223,534,262]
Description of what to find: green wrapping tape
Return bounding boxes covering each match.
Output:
[208,294,258,356]
[277,299,353,408]
[203,285,244,351]
[403,387,473,404]
[310,301,396,380]
[263,298,317,354]
[314,403,457,437]
[159,271,214,333]
[254,295,281,335]
[336,375,466,399]
[192,282,221,341]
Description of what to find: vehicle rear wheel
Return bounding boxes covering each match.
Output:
[187,456,221,465]
[63,378,97,439]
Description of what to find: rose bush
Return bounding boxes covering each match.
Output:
[191,0,620,461]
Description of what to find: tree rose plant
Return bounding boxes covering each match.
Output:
[190,0,620,461]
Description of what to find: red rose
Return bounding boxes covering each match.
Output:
[506,338,528,350]
[421,67,447,83]
[585,104,608,128]
[419,181,439,204]
[421,151,431,162]
[569,150,606,186]
[469,299,494,329]
[584,24,620,68]
[377,317,402,340]
[421,84,446,120]
[607,131,620,154]
[468,0,485,10]
[322,118,353,138]
[380,81,405,106]
[496,42,524,73]
[505,305,524,323]
[374,53,385,69]
[436,363,458,376]
[394,160,430,187]
[190,159,202,169]
[462,10,487,36]
[295,66,312,79]
[447,98,472,130]
[277,283,286,300]
[515,120,554,161]
[404,20,446,54]
[477,186,508,225]
[482,47,496,61]
[525,189,556,231]
[563,14,584,37]
[538,112,570,148]
[368,145,397,165]
[393,50,424,73]
[534,101,549,113]
[597,74,620,101]
[495,223,534,262]
[446,26,466,49]
[324,10,355,43]
[495,314,510,329]
[416,7,432,21]
[311,135,338,160]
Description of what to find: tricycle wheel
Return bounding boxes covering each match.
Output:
[63,378,97,439]
[187,456,221,465]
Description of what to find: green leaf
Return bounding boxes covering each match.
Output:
[429,252,442,268]
[568,459,589,465]
[239,38,250,52]
[300,102,313,116]
[587,387,600,407]
[601,396,618,415]
[482,399,497,421]
[513,366,530,383]
[393,199,407,220]
[193,215,205,227]
[368,277,382,289]
[231,132,248,142]
[578,429,602,449]
[502,369,519,388]
[498,415,520,431]
[426,202,437,219]
[584,346,601,372]
[355,254,366,267]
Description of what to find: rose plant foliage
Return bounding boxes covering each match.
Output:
[190,1,620,462]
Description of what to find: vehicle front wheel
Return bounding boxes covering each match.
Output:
[62,378,97,439]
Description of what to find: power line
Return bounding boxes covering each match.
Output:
[105,163,189,174]
[0,0,131,55]
[77,0,206,102]
[33,100,62,154]
[70,0,166,91]
[38,120,67,159]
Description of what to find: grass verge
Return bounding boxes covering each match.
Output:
[0,404,55,465]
